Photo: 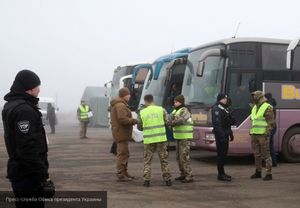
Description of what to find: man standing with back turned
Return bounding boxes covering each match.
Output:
[138,94,172,187]
[2,70,55,208]
[110,87,138,182]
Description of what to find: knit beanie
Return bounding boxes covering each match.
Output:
[10,69,41,92]
[119,87,131,97]
[174,95,185,105]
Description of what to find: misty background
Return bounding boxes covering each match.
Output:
[1,0,300,117]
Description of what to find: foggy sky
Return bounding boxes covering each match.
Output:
[1,0,300,112]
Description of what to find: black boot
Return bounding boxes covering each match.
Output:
[218,174,231,182]
[143,180,150,187]
[175,175,185,181]
[224,173,232,180]
[263,174,272,181]
[250,170,262,179]
[165,180,172,186]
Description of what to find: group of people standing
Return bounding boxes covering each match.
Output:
[110,88,193,186]
[110,87,277,186]
[211,90,276,182]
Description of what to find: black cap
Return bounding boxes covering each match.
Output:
[217,93,227,102]
[10,70,41,93]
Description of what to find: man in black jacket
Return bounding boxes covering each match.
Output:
[2,70,54,208]
[211,93,235,182]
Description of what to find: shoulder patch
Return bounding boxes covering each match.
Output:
[215,111,219,116]
[18,120,30,134]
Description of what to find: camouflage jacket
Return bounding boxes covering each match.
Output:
[168,106,191,126]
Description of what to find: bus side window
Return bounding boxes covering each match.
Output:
[228,72,255,125]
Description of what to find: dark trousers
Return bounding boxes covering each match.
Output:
[49,120,55,134]
[215,135,229,176]
[11,178,44,208]
[269,127,277,165]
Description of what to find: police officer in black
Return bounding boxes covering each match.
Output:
[211,93,235,182]
[2,70,54,208]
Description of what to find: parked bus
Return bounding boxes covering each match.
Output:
[138,49,191,141]
[178,37,300,162]
[139,48,191,108]
[106,63,151,142]
[107,64,151,110]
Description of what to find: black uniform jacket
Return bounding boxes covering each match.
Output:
[211,102,235,140]
[2,91,49,182]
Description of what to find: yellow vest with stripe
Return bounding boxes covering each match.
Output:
[79,105,90,120]
[171,107,193,140]
[140,105,167,144]
[250,102,271,134]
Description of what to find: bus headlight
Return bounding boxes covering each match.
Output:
[204,133,215,144]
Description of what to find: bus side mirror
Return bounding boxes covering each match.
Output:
[196,48,226,77]
[196,61,205,77]
[286,50,292,70]
[287,38,300,70]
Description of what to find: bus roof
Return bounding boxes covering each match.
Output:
[191,37,291,52]
[153,48,191,63]
[152,48,191,80]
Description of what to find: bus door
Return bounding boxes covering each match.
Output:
[119,75,132,89]
[130,65,152,111]
[226,70,262,126]
[162,57,187,110]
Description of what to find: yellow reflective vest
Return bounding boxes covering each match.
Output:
[250,102,271,135]
[140,105,167,144]
[171,107,193,140]
[79,105,90,120]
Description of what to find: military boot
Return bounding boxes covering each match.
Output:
[263,174,272,181]
[250,170,262,179]
[165,180,172,186]
[175,175,185,181]
[143,180,150,187]
[117,175,132,182]
[125,172,135,180]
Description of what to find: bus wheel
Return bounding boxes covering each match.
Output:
[282,127,300,163]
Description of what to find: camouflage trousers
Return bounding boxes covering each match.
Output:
[176,139,193,180]
[143,142,171,181]
[251,135,272,174]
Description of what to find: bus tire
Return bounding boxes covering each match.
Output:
[282,127,300,163]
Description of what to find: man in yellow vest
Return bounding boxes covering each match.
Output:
[250,91,275,181]
[169,95,194,183]
[138,94,172,187]
[77,100,92,139]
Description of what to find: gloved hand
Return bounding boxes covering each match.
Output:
[41,178,55,198]
[229,132,234,142]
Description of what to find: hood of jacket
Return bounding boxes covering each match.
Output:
[4,75,39,106]
[110,97,128,108]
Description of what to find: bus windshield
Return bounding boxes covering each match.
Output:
[139,62,168,106]
[182,46,225,106]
